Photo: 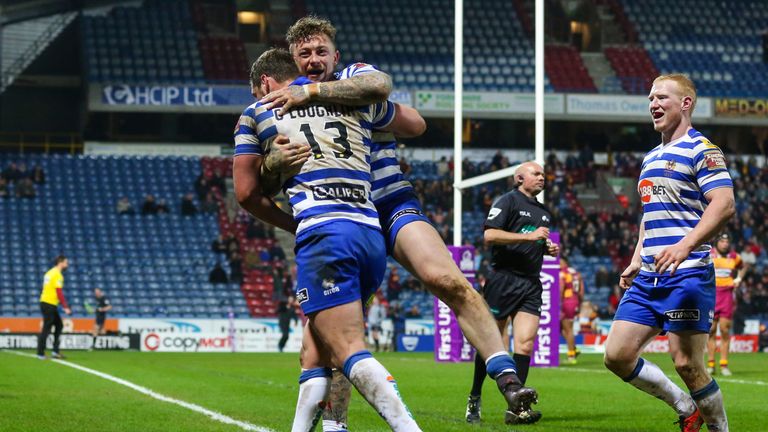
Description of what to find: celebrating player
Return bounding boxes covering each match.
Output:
[464,161,559,424]
[707,233,745,376]
[604,74,734,431]
[560,257,583,364]
[260,16,538,429]
[234,48,426,431]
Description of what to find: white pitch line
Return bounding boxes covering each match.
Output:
[554,365,768,386]
[3,350,274,432]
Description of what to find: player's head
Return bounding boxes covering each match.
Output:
[515,161,545,197]
[560,257,569,270]
[286,15,340,83]
[648,74,697,134]
[53,255,68,271]
[94,288,103,297]
[716,233,731,254]
[249,48,300,98]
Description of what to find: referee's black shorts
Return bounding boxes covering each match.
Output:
[482,270,542,320]
[96,313,106,326]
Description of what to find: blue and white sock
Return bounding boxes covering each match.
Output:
[291,367,332,432]
[322,419,348,432]
[343,350,422,432]
[692,380,728,431]
[624,358,696,417]
[485,351,517,379]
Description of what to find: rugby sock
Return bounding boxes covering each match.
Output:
[623,358,696,417]
[485,351,517,379]
[692,380,728,431]
[707,359,715,368]
[322,419,348,432]
[719,360,728,368]
[469,352,486,397]
[291,367,332,432]
[343,350,421,431]
[513,354,531,385]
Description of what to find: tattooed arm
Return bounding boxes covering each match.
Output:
[260,71,393,111]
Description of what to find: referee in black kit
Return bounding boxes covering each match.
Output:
[465,161,559,425]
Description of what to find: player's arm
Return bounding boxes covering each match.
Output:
[259,135,311,196]
[655,187,735,275]
[380,103,426,138]
[100,300,112,313]
[233,154,298,234]
[56,282,71,315]
[261,70,392,111]
[484,227,549,245]
[619,223,645,289]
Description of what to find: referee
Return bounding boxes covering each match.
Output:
[37,255,71,360]
[465,161,559,424]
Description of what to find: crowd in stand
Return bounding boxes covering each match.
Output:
[0,162,44,199]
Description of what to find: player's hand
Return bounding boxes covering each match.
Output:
[529,227,550,242]
[734,277,742,288]
[260,85,310,112]
[264,135,311,175]
[654,241,694,276]
[64,307,72,315]
[619,262,641,289]
[546,239,560,256]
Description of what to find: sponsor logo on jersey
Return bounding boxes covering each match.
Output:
[312,183,367,204]
[322,279,340,296]
[703,150,726,171]
[664,309,700,321]
[519,211,531,217]
[487,208,501,220]
[639,179,667,203]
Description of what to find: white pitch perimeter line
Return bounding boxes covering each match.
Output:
[556,365,768,386]
[3,350,274,432]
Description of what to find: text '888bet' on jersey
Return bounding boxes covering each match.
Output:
[233,76,395,238]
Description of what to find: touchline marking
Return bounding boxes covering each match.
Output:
[3,350,274,432]
[556,366,767,386]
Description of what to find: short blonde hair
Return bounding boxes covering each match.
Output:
[286,16,337,53]
[653,73,697,114]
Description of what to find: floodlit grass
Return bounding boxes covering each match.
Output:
[1,350,765,431]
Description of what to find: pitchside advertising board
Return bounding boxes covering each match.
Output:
[119,318,303,352]
[0,333,139,350]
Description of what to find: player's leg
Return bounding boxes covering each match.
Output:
[322,371,351,432]
[392,221,508,361]
[669,332,727,431]
[372,327,380,352]
[605,320,698,420]
[717,318,732,375]
[37,303,54,357]
[292,321,333,432]
[562,318,577,363]
[466,316,509,423]
[706,317,719,374]
[51,310,64,358]
[310,301,421,431]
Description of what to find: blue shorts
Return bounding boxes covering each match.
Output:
[294,221,386,315]
[375,190,431,254]
[614,266,715,333]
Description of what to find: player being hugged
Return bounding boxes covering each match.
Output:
[604,74,734,432]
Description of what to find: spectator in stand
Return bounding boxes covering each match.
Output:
[405,304,422,318]
[209,169,226,194]
[32,165,45,184]
[436,156,449,177]
[16,178,36,198]
[246,218,267,239]
[258,247,271,263]
[116,197,134,215]
[209,262,228,284]
[200,191,218,213]
[272,266,285,300]
[229,252,243,283]
[2,162,21,183]
[156,199,170,214]
[387,266,401,302]
[194,173,211,200]
[607,284,624,317]
[180,193,197,216]
[269,243,286,261]
[0,178,9,198]
[211,235,228,254]
[141,195,158,215]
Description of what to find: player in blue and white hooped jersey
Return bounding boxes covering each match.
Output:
[234,48,426,432]
[604,74,733,432]
[257,16,540,430]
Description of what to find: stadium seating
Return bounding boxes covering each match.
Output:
[603,46,658,95]
[82,0,204,84]
[545,45,597,93]
[621,0,768,97]
[0,154,250,318]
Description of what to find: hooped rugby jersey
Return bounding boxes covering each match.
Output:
[337,64,414,205]
[234,76,395,236]
[638,128,733,275]
[711,250,742,288]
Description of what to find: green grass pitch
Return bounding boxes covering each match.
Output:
[1,350,765,431]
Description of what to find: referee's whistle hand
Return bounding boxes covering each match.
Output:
[64,308,72,315]
[531,227,550,242]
